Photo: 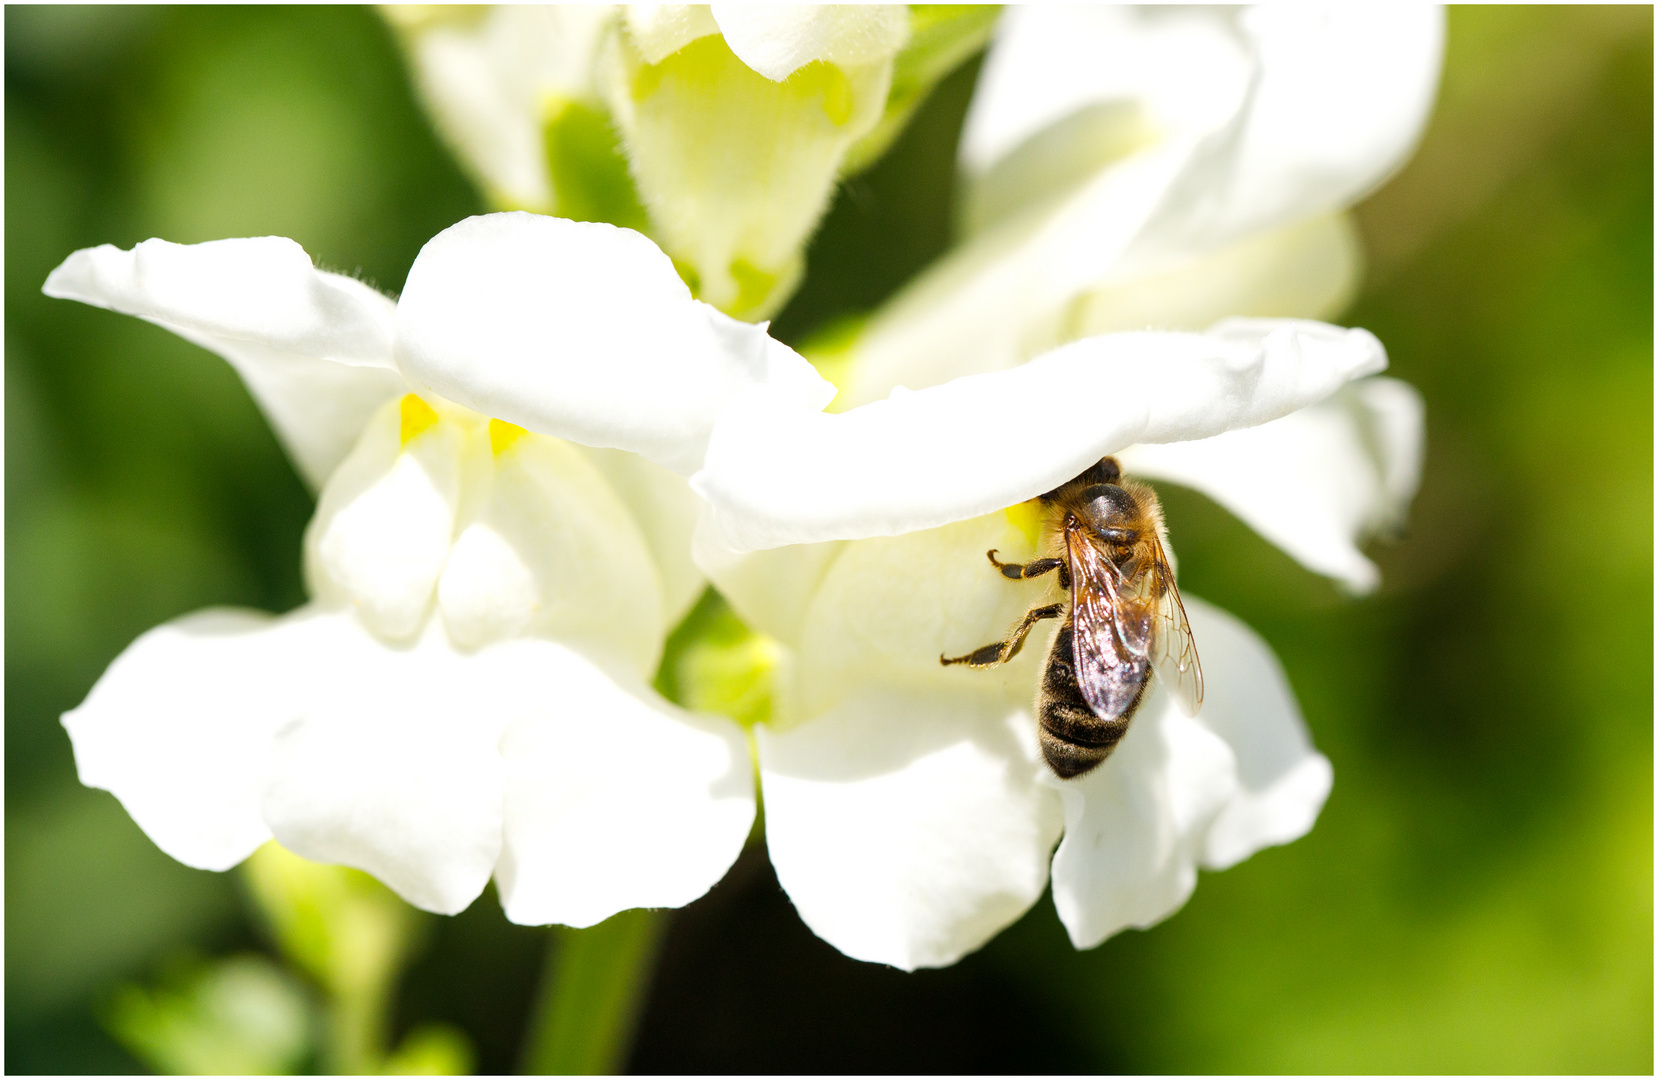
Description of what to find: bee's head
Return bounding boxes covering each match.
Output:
[1078,483,1137,532]
[1077,456,1122,486]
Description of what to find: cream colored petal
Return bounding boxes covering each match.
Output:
[624,4,720,65]
[601,16,896,317]
[305,398,465,641]
[394,6,615,210]
[692,512,844,648]
[1117,377,1425,592]
[789,510,1053,718]
[582,446,707,629]
[759,686,1062,970]
[1072,213,1362,338]
[710,5,908,82]
[437,430,665,676]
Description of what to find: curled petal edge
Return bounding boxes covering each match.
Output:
[694,318,1385,550]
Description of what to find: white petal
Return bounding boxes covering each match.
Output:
[692,512,845,648]
[962,5,1444,259]
[1048,691,1238,950]
[1180,598,1333,871]
[438,430,665,675]
[789,509,1055,715]
[44,237,404,487]
[960,6,1247,188]
[710,5,908,82]
[843,138,1199,405]
[759,687,1063,970]
[624,5,721,66]
[305,399,463,640]
[1071,213,1362,338]
[393,213,833,473]
[844,6,1439,406]
[697,319,1386,550]
[60,609,303,871]
[1118,377,1425,592]
[582,446,708,629]
[1136,5,1445,256]
[394,6,612,210]
[493,645,755,928]
[258,616,511,916]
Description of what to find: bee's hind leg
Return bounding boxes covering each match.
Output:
[941,603,1063,668]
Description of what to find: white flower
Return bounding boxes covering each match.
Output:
[672,5,1444,969]
[831,5,1440,593]
[689,319,1377,967]
[47,212,834,923]
[383,5,999,318]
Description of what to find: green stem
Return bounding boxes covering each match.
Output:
[519,909,666,1075]
[326,979,390,1076]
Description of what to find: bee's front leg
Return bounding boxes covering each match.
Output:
[940,603,1064,668]
[986,548,1068,584]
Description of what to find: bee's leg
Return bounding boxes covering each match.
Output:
[940,603,1064,668]
[986,549,1064,581]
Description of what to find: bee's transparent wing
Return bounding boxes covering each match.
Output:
[1147,534,1203,716]
[1067,524,1153,720]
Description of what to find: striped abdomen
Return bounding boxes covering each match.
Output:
[1037,622,1148,778]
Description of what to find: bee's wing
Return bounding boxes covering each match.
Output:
[1148,533,1203,716]
[1066,523,1153,720]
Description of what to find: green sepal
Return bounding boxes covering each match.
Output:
[543,97,650,233]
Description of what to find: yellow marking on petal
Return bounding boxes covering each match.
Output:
[399,395,440,446]
[489,418,528,456]
[1004,499,1046,551]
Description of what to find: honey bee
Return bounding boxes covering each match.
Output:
[941,457,1202,778]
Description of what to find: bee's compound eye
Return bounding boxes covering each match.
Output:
[1078,483,1137,531]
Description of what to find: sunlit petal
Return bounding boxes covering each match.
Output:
[60,609,301,872]
[1048,695,1238,950]
[388,5,612,211]
[710,4,908,82]
[1119,377,1425,592]
[1181,599,1333,870]
[258,616,510,916]
[585,446,709,629]
[394,213,833,473]
[438,430,665,675]
[698,319,1385,550]
[43,237,404,488]
[759,686,1063,970]
[305,398,464,641]
[494,646,755,928]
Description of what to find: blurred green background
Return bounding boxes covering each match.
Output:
[6,5,1651,1073]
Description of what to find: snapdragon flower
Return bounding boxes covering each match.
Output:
[690,319,1388,968]
[49,212,832,924]
[836,4,1440,593]
[384,4,997,318]
[670,5,1443,968]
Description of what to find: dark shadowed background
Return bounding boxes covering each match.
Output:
[6,5,1651,1073]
